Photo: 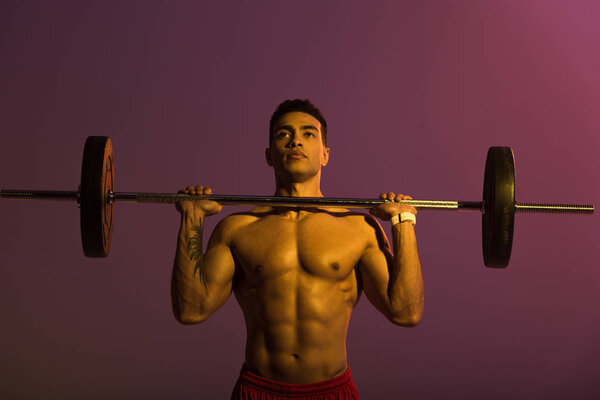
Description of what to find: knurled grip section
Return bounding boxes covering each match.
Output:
[129,193,468,209]
[0,189,78,201]
[515,202,594,214]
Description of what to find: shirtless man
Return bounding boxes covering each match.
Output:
[172,99,424,399]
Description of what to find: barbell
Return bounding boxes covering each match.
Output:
[0,136,594,268]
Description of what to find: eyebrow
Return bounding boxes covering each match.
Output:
[276,124,319,132]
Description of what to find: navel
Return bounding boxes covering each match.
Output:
[292,353,299,360]
[255,265,264,272]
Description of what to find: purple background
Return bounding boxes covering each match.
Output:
[1,1,598,399]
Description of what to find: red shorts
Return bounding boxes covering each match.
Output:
[230,364,360,399]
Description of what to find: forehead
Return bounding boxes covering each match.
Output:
[274,111,321,131]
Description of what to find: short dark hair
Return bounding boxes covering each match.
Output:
[269,99,327,146]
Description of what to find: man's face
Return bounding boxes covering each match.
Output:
[266,111,330,181]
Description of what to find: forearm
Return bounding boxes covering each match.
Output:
[388,222,424,325]
[171,212,210,323]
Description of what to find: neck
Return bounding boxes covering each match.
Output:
[274,171,323,197]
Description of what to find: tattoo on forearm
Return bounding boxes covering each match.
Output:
[188,222,205,285]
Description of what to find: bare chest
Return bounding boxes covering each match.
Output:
[231,212,367,280]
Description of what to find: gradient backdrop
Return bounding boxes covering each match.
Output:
[1,1,598,399]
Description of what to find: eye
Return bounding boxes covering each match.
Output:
[276,131,291,138]
[304,131,315,137]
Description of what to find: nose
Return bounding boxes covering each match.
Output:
[286,134,303,148]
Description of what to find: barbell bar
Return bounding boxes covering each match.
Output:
[0,136,594,268]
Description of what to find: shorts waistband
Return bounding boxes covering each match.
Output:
[237,364,353,395]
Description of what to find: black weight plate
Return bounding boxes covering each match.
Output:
[80,136,114,257]
[482,147,515,268]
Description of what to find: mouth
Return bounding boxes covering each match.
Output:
[287,151,307,160]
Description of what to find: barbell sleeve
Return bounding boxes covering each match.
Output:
[0,189,79,201]
[515,203,594,214]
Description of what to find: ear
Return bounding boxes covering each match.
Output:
[321,147,330,167]
[265,147,273,167]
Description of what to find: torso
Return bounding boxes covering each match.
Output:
[225,206,375,383]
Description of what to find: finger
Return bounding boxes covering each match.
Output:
[194,185,204,194]
[203,186,212,195]
[185,186,194,194]
[395,193,403,202]
[379,193,387,200]
[387,192,395,201]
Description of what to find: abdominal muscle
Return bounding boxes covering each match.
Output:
[234,269,357,384]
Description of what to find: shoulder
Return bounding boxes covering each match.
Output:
[212,206,274,232]
[208,211,259,244]
[338,211,388,250]
[325,210,385,240]
[216,211,259,230]
[337,210,382,229]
